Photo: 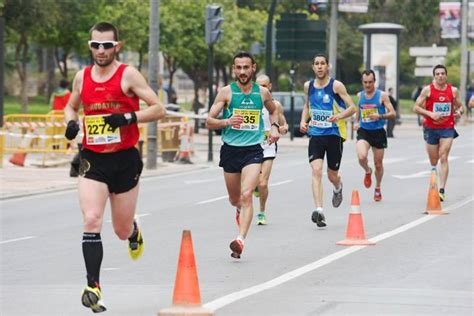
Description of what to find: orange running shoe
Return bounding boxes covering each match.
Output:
[364,168,372,188]
[374,187,382,201]
[229,239,244,259]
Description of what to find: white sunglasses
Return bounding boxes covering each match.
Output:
[88,40,118,50]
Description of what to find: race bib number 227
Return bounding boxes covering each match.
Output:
[84,115,121,145]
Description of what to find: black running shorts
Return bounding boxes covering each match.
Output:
[308,135,344,171]
[79,147,143,194]
[356,128,387,149]
[219,143,263,173]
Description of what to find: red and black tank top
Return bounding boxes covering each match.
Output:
[424,83,455,129]
[81,64,140,153]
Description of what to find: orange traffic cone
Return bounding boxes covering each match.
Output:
[425,171,448,215]
[336,190,375,246]
[158,230,213,316]
[9,127,34,167]
[9,151,27,167]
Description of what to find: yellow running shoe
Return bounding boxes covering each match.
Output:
[81,286,106,313]
[128,221,144,260]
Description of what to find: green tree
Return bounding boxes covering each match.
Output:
[4,0,49,113]
[103,0,150,71]
[160,0,208,111]
[38,0,121,78]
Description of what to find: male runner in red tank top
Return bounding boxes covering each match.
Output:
[413,64,464,202]
[64,22,165,313]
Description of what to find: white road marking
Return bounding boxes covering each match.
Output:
[416,156,459,164]
[0,236,36,245]
[184,178,221,184]
[392,170,431,179]
[466,159,474,164]
[196,195,228,205]
[269,180,293,187]
[196,180,293,205]
[106,213,150,223]
[203,195,473,311]
[383,157,408,165]
[103,268,119,271]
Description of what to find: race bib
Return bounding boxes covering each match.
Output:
[84,115,121,145]
[232,109,260,131]
[310,109,332,128]
[361,106,378,123]
[433,102,451,117]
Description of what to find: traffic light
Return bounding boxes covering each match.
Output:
[205,5,224,45]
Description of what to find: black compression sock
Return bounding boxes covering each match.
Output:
[82,232,103,288]
[128,221,138,242]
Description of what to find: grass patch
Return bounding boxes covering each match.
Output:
[4,95,51,115]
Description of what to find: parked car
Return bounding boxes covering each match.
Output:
[272,92,306,137]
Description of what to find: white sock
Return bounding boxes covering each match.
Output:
[316,207,323,214]
[334,184,342,193]
[237,235,244,242]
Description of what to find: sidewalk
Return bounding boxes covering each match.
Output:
[0,132,215,200]
[0,116,465,200]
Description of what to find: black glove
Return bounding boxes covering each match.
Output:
[103,112,137,131]
[65,120,80,140]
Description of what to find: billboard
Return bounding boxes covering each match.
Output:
[440,2,461,39]
[338,0,369,13]
[370,34,397,97]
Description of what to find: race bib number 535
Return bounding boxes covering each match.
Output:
[84,115,121,145]
[232,109,260,131]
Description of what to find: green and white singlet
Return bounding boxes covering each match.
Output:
[221,82,264,146]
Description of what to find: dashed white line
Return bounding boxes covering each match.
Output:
[392,170,431,179]
[0,236,36,245]
[196,195,228,205]
[103,268,119,271]
[383,157,408,165]
[195,180,293,205]
[416,156,459,164]
[269,180,293,186]
[106,213,150,223]
[203,195,473,311]
[184,178,221,184]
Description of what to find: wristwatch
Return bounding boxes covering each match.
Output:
[124,112,134,124]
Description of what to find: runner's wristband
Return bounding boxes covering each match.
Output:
[104,112,137,130]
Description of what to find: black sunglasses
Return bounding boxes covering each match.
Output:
[88,40,118,50]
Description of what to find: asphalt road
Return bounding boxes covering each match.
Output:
[1,124,473,316]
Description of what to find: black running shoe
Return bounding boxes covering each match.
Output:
[332,183,343,208]
[311,210,327,227]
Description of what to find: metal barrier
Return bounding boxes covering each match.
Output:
[2,114,72,153]
[1,113,191,166]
